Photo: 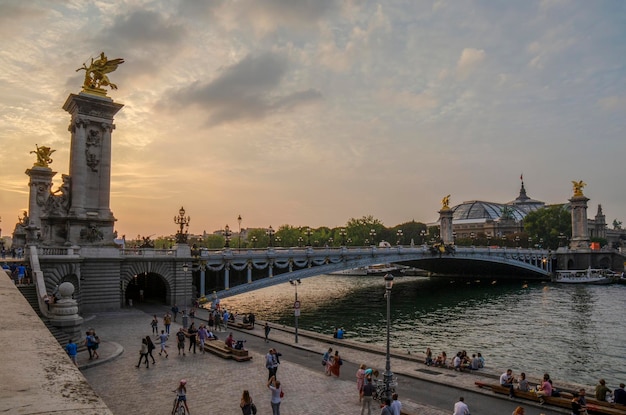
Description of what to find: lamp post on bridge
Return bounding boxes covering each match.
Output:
[237,214,242,252]
[223,225,231,248]
[305,227,312,247]
[182,263,189,313]
[275,236,282,247]
[383,273,395,402]
[370,229,376,246]
[297,236,303,247]
[174,206,190,244]
[289,279,302,343]
[420,229,426,245]
[339,228,346,246]
[250,236,257,248]
[266,226,275,247]
[396,229,403,246]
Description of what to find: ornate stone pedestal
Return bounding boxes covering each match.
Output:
[439,208,454,245]
[49,282,84,342]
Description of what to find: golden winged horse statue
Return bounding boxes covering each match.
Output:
[76,52,124,94]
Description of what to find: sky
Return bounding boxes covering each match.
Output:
[1,0,625,238]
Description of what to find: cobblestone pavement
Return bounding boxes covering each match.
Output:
[80,306,571,415]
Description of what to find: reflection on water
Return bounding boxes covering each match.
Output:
[219,275,626,386]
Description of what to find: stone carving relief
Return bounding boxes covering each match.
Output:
[80,223,104,242]
[85,128,101,172]
[45,174,71,215]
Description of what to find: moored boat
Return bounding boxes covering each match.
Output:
[554,267,617,284]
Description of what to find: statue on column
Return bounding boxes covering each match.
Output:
[30,144,55,167]
[76,52,125,94]
[572,180,586,197]
[441,195,451,210]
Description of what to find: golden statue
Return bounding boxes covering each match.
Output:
[441,194,451,210]
[76,52,124,95]
[572,180,586,197]
[30,144,55,167]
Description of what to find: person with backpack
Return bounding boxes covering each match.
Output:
[240,390,257,415]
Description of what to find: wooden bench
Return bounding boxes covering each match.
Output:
[203,341,252,362]
[227,321,254,330]
[475,382,626,415]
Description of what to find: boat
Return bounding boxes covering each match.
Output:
[554,267,618,284]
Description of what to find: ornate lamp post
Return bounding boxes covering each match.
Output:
[182,263,189,312]
[174,206,190,243]
[266,226,275,247]
[515,235,520,247]
[237,214,242,252]
[396,229,403,246]
[289,279,302,343]
[327,237,333,247]
[250,236,257,248]
[224,225,231,248]
[346,238,352,246]
[275,236,282,247]
[305,227,312,246]
[420,229,426,244]
[383,273,395,401]
[369,229,376,246]
[339,228,347,246]
[297,236,303,247]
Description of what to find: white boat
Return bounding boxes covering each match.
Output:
[554,268,617,284]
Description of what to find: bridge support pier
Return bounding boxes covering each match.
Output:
[247,264,252,283]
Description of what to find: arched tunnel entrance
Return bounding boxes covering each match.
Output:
[125,272,168,305]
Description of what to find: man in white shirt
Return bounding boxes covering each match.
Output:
[453,396,470,415]
[390,393,402,415]
[500,369,516,398]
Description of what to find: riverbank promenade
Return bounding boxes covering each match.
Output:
[77,304,575,415]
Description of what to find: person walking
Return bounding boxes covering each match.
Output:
[453,397,470,415]
[136,338,149,368]
[176,327,186,356]
[145,335,157,364]
[197,324,208,354]
[158,330,169,358]
[265,349,278,380]
[390,393,402,415]
[360,378,374,415]
[356,363,366,401]
[65,339,78,366]
[187,323,197,354]
[151,314,159,335]
[264,322,271,343]
[267,375,282,415]
[84,330,98,360]
[164,312,172,334]
[330,350,342,377]
[323,347,333,376]
[240,390,256,415]
[171,304,179,322]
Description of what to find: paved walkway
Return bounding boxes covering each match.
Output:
[79,305,573,415]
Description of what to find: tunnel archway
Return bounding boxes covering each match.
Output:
[124,272,168,305]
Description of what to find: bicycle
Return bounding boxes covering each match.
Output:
[172,392,187,415]
[372,378,398,402]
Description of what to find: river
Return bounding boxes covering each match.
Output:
[216,274,626,387]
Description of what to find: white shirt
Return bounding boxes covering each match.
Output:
[453,400,469,415]
[390,400,402,415]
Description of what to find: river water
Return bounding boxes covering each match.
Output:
[218,275,626,387]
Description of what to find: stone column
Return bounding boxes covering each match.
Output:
[62,93,123,244]
[25,166,56,241]
[439,208,454,245]
[569,194,590,250]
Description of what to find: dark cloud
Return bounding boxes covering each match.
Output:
[92,9,186,50]
[165,52,322,125]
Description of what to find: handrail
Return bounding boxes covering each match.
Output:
[28,245,53,319]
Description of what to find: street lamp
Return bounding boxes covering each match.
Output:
[396,229,403,246]
[420,229,426,244]
[174,206,190,243]
[346,238,352,246]
[305,227,312,246]
[383,273,395,402]
[275,236,282,247]
[224,225,231,248]
[250,236,257,248]
[339,228,347,246]
[237,214,242,252]
[370,229,376,246]
[267,226,275,247]
[327,237,333,247]
[289,279,302,343]
[182,263,189,312]
[297,236,303,247]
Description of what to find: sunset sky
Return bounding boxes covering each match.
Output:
[1,0,625,238]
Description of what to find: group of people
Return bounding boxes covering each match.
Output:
[2,262,30,285]
[424,348,485,371]
[322,347,343,377]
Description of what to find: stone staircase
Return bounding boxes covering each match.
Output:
[17,285,71,347]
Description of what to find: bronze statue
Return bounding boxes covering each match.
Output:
[572,180,586,197]
[30,144,55,167]
[441,195,451,210]
[76,52,124,93]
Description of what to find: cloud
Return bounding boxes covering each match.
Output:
[165,52,321,125]
[456,48,486,79]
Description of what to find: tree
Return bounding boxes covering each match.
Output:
[345,215,385,245]
[523,205,571,250]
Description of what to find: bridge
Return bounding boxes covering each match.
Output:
[31,244,552,312]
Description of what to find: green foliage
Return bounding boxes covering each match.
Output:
[523,205,571,249]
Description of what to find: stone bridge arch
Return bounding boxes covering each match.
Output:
[121,261,175,307]
[40,262,81,310]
